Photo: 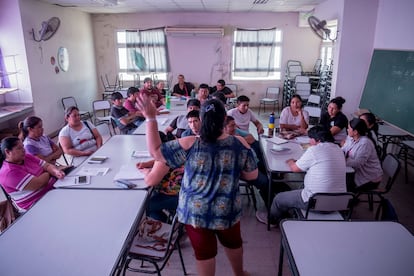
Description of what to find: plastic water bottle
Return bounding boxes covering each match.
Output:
[268,112,275,137]
[165,91,171,110]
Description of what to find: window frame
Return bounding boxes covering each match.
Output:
[115,29,168,82]
[231,28,283,81]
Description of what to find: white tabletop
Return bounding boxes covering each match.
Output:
[402,140,414,148]
[57,135,152,189]
[133,109,185,135]
[378,124,408,137]
[281,220,414,276]
[260,136,354,174]
[260,137,305,172]
[0,189,148,276]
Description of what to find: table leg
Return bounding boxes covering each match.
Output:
[278,236,284,276]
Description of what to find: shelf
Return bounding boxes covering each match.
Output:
[0,103,33,124]
[0,87,18,95]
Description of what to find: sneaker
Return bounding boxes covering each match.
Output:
[255,211,278,228]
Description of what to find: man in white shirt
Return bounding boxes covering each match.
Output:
[227,95,264,135]
[256,125,347,226]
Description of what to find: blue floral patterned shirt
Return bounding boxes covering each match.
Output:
[161,135,258,230]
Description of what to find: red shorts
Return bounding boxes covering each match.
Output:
[185,221,242,260]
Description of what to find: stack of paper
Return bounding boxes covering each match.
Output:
[267,137,288,145]
[54,176,91,188]
[113,163,146,182]
[87,156,108,164]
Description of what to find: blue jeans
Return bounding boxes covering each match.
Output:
[270,189,307,221]
[146,192,179,222]
[247,171,269,207]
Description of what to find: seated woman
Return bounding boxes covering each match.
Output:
[279,95,309,133]
[359,112,381,157]
[320,96,348,143]
[18,116,63,164]
[0,137,65,211]
[342,118,383,192]
[58,106,103,166]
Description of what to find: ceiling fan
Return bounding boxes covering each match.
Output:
[307,16,337,41]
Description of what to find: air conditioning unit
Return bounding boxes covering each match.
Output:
[298,11,312,27]
[164,27,224,37]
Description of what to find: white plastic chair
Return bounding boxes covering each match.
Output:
[304,106,321,126]
[92,100,113,136]
[307,94,321,106]
[294,82,311,101]
[259,87,280,114]
[296,192,356,220]
[61,96,91,121]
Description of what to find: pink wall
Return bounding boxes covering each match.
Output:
[92,12,321,105]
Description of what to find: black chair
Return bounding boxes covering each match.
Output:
[121,214,187,276]
[239,180,257,211]
[0,185,19,233]
[295,192,356,220]
[356,154,401,219]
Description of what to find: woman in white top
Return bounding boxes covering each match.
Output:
[279,95,309,133]
[59,106,103,165]
[342,118,383,192]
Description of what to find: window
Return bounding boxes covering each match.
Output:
[116,28,168,82]
[232,28,282,80]
[320,21,337,69]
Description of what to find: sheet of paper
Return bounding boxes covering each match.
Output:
[131,150,151,158]
[113,163,146,181]
[77,167,110,176]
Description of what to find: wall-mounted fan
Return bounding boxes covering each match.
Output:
[308,16,337,41]
[32,17,60,42]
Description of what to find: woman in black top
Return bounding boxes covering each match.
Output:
[320,96,348,144]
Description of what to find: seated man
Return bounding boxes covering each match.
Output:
[165,99,200,139]
[210,79,235,99]
[196,83,211,106]
[227,95,264,135]
[172,74,195,97]
[256,126,347,226]
[123,87,145,127]
[110,92,142,134]
[140,77,165,108]
[181,110,201,137]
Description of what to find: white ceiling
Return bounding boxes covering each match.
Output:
[39,0,326,14]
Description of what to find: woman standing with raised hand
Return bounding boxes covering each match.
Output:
[18,116,63,164]
[137,94,258,276]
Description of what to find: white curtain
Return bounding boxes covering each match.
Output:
[233,28,277,78]
[125,28,168,74]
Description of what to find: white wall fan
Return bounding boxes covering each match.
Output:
[32,17,60,42]
[307,16,337,41]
